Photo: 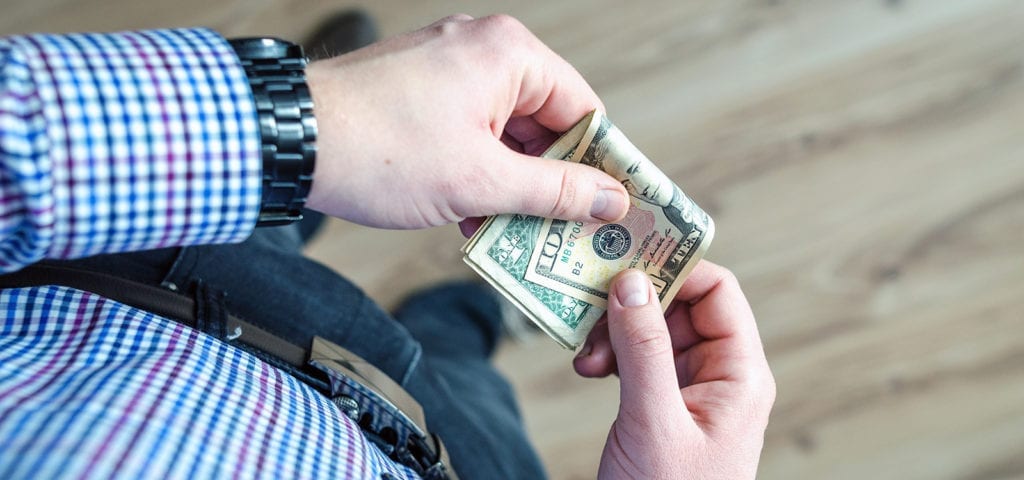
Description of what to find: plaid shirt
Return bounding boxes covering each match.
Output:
[0,28,418,479]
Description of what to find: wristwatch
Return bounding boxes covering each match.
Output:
[229,37,317,227]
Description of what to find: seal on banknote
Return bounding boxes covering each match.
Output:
[593,224,631,260]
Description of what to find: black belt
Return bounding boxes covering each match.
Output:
[0,263,456,480]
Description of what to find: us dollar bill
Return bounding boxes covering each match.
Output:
[463,111,714,349]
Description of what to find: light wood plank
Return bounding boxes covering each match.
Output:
[5,1,1024,478]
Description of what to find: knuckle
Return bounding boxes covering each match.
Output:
[444,13,474,22]
[729,385,763,422]
[428,14,472,36]
[548,168,581,218]
[623,325,672,358]
[480,14,526,33]
[763,371,778,408]
[739,368,777,421]
[716,266,739,288]
[476,14,530,44]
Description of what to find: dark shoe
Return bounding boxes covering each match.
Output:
[393,282,507,359]
[303,9,379,61]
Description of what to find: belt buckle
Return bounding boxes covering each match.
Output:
[308,337,457,479]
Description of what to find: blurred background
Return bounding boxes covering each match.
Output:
[4,0,1023,478]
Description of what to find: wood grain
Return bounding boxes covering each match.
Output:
[5,1,1023,478]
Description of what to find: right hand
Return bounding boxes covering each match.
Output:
[303,15,630,231]
[574,262,776,479]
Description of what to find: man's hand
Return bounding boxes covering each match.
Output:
[574,262,776,479]
[303,15,630,230]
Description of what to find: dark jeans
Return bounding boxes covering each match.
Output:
[49,221,546,480]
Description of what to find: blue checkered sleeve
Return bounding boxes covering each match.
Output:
[0,28,261,272]
[0,29,427,479]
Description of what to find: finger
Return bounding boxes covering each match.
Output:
[607,269,693,427]
[665,302,702,353]
[675,261,771,389]
[467,15,604,132]
[576,301,701,380]
[458,217,485,238]
[515,48,604,133]
[675,261,761,347]
[573,318,617,378]
[485,146,629,222]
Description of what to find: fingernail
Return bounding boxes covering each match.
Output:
[617,270,650,307]
[591,189,626,221]
[575,341,593,359]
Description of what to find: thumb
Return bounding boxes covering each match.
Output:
[607,269,691,426]
[487,148,630,223]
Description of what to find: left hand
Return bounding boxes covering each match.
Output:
[303,15,630,230]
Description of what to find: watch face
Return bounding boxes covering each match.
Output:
[230,37,302,60]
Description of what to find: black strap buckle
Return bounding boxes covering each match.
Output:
[309,337,457,479]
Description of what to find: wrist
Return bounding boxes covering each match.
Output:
[302,59,371,221]
[303,60,338,216]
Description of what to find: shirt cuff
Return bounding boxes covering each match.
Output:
[1,28,261,265]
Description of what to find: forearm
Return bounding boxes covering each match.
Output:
[0,29,261,272]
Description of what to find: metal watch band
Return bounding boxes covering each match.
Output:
[230,38,317,227]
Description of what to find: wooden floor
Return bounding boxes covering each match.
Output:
[5,1,1024,478]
